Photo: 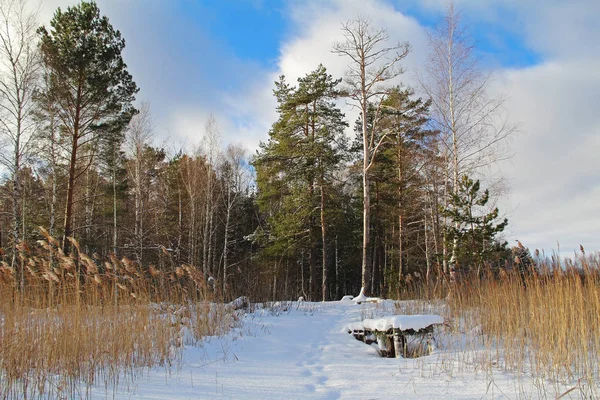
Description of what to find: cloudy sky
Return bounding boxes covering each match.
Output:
[39,0,599,256]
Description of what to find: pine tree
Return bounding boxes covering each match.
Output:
[38,1,138,252]
[379,88,435,289]
[442,175,508,276]
[254,65,347,300]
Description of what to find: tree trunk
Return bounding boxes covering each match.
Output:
[335,234,339,300]
[208,203,215,276]
[371,234,377,295]
[272,270,277,301]
[11,137,20,276]
[332,18,410,296]
[308,173,317,299]
[134,147,143,263]
[113,161,118,256]
[442,154,449,276]
[50,170,57,235]
[398,212,404,285]
[362,103,371,293]
[9,81,23,280]
[62,130,79,253]
[300,251,306,299]
[49,145,58,237]
[18,171,24,292]
[284,262,289,299]
[85,168,92,254]
[383,240,388,297]
[202,167,212,275]
[177,186,182,265]
[309,238,316,300]
[447,15,460,281]
[189,201,196,265]
[320,183,327,301]
[430,179,441,268]
[397,140,404,288]
[424,206,431,281]
[62,89,82,254]
[222,185,232,297]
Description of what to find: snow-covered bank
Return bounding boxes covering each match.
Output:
[88,300,582,399]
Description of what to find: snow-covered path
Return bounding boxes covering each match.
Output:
[91,301,540,399]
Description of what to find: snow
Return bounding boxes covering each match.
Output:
[345,321,364,332]
[353,287,368,303]
[227,296,250,310]
[80,299,578,399]
[362,314,444,332]
[352,287,382,304]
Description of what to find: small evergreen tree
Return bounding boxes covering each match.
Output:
[442,175,508,275]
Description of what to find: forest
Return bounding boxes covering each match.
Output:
[0,0,520,303]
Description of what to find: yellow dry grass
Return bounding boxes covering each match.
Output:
[0,229,233,398]
[447,251,600,395]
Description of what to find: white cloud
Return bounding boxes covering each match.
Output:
[220,76,277,151]
[496,59,600,253]
[225,0,431,159]
[513,0,600,60]
[280,0,428,86]
[398,0,600,61]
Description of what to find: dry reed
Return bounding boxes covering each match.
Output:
[446,250,600,396]
[0,228,234,398]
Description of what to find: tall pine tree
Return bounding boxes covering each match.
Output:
[38,1,138,252]
[254,65,347,300]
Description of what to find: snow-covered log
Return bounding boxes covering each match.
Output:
[347,314,443,358]
[362,315,443,332]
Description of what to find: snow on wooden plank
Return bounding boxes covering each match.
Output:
[346,321,364,332]
[362,315,443,332]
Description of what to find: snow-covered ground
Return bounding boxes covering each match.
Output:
[90,300,578,399]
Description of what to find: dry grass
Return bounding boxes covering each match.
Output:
[388,250,600,396]
[4,229,598,398]
[446,250,600,396]
[0,229,235,398]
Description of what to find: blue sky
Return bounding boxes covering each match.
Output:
[39,0,600,256]
[194,0,288,67]
[170,0,540,72]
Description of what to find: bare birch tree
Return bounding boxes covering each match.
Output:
[202,115,220,277]
[220,143,249,298]
[332,17,410,294]
[36,79,61,236]
[126,101,153,263]
[420,1,516,277]
[179,154,203,266]
[0,0,40,286]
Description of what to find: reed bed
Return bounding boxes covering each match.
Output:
[0,228,234,399]
[446,250,600,396]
